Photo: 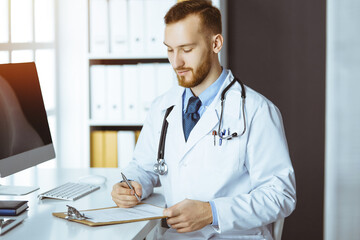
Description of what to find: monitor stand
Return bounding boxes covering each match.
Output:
[0,185,39,196]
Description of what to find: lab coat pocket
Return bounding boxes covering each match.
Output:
[200,131,242,178]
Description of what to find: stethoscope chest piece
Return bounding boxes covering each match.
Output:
[154,159,168,175]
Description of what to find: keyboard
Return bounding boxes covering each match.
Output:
[38,182,100,201]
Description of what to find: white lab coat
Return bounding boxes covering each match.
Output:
[123,70,296,240]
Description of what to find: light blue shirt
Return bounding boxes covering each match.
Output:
[182,68,227,227]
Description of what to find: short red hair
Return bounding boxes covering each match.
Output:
[164,0,222,36]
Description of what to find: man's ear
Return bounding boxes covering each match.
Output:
[212,34,223,53]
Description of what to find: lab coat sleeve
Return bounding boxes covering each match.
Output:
[212,99,296,233]
[122,100,162,200]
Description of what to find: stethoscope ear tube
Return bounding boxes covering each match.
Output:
[221,77,237,101]
[154,105,174,175]
[218,77,247,139]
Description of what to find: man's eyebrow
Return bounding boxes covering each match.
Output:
[163,42,196,48]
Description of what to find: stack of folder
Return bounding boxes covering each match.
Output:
[90,130,137,168]
[90,131,118,168]
[89,0,175,55]
[90,63,176,123]
[0,200,28,216]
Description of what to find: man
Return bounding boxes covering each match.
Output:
[111,0,296,239]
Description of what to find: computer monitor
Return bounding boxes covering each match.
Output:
[0,62,55,195]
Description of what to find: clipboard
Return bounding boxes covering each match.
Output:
[52,203,166,227]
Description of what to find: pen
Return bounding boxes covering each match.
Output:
[121,172,141,202]
[220,129,226,146]
[212,130,217,146]
[219,130,223,146]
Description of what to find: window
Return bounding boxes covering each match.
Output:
[0,0,57,168]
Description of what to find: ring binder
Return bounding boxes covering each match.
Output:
[65,205,91,221]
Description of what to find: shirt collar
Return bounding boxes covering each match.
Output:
[183,68,227,112]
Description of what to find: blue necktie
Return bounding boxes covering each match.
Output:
[183,97,202,141]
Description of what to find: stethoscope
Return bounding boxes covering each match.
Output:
[154,77,246,175]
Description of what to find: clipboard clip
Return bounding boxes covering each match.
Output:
[65,205,91,221]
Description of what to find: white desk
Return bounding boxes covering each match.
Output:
[0,168,164,240]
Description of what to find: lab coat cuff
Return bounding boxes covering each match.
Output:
[209,200,219,227]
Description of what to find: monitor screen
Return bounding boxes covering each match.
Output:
[0,62,55,178]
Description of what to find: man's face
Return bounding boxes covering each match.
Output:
[164,14,213,88]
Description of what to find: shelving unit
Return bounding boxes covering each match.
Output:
[86,0,176,168]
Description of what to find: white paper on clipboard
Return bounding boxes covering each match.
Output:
[80,204,164,223]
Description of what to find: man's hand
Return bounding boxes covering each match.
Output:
[163,199,213,233]
[111,181,142,208]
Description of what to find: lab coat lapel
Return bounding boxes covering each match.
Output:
[165,94,186,160]
[180,78,232,160]
[164,94,220,165]
[182,102,221,156]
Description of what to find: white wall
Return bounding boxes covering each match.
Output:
[56,0,88,168]
[325,0,360,239]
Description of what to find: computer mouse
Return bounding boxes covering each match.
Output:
[78,175,107,185]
